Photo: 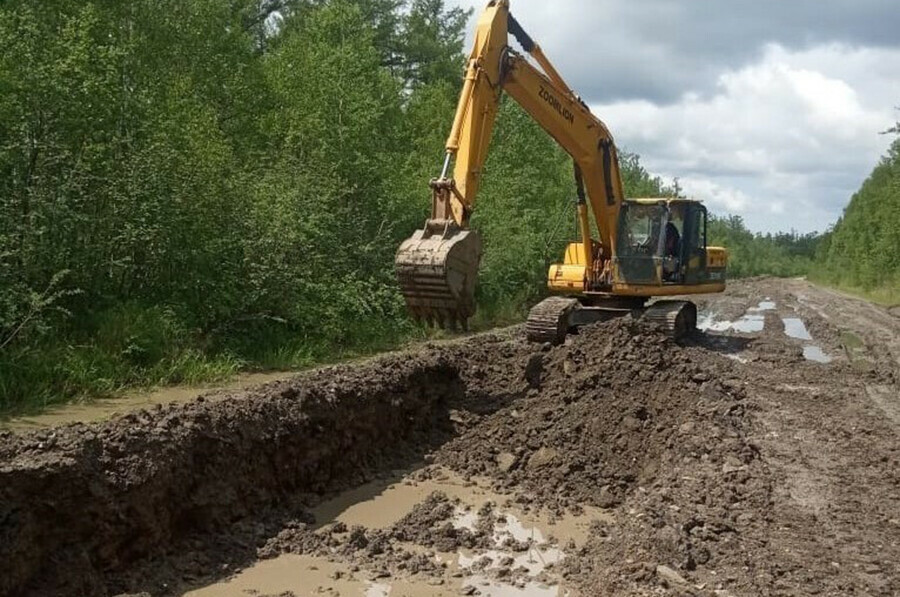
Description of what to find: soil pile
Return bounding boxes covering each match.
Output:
[429,318,778,595]
[437,317,752,512]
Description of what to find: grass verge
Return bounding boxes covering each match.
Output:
[808,274,900,308]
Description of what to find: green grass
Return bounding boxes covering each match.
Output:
[0,303,245,417]
[0,301,437,419]
[839,330,867,368]
[840,330,864,351]
[0,341,244,418]
[0,294,536,420]
[808,274,900,308]
[839,285,899,307]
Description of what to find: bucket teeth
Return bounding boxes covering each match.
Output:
[396,224,482,330]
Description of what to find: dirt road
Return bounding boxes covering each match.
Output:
[1,278,897,597]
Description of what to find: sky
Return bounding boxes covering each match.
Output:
[448,0,900,233]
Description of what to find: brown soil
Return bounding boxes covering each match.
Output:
[1,278,899,597]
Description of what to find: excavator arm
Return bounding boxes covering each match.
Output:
[396,0,626,328]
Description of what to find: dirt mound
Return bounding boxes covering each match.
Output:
[423,317,778,595]
[436,317,751,513]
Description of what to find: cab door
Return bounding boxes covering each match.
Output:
[614,202,666,286]
[682,204,708,284]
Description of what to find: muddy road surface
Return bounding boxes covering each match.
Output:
[1,278,898,597]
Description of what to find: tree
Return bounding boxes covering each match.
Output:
[618,151,679,198]
[818,135,900,290]
[399,0,470,88]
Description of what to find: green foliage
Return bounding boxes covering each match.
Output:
[0,0,431,414]
[398,0,470,87]
[814,136,900,297]
[0,303,243,414]
[618,151,679,198]
[708,215,819,278]
[0,0,848,415]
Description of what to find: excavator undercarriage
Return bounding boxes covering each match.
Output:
[525,296,698,345]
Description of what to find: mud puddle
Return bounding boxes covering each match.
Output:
[803,346,832,363]
[2,371,294,433]
[453,507,568,596]
[698,299,775,334]
[187,468,600,597]
[782,317,813,340]
[184,555,378,597]
[782,316,832,363]
[700,304,833,364]
[698,312,764,333]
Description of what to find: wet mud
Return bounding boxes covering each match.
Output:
[1,279,899,597]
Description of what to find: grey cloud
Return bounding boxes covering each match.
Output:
[451,1,899,232]
[455,0,900,104]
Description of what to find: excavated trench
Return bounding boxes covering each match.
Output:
[4,304,871,597]
[0,333,534,597]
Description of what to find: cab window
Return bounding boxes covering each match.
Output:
[619,204,665,256]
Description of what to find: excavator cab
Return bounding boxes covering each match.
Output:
[614,199,723,288]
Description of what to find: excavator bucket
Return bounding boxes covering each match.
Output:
[395,223,482,330]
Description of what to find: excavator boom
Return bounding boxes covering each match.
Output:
[396,0,622,328]
[396,0,726,335]
[395,2,508,329]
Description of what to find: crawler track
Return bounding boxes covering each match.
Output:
[525,296,580,344]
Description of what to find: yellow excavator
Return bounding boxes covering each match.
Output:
[396,0,727,343]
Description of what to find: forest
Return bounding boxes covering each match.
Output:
[0,0,892,414]
[813,133,900,303]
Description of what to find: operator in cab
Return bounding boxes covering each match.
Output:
[663,222,681,281]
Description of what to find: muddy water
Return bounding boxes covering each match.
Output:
[699,303,834,365]
[782,317,813,341]
[182,555,377,597]
[2,371,295,433]
[782,316,833,363]
[803,345,832,363]
[187,468,606,597]
[699,312,765,333]
[698,299,775,334]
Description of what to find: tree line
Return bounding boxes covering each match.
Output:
[813,132,900,300]
[705,129,900,300]
[0,0,892,414]
[707,216,820,279]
